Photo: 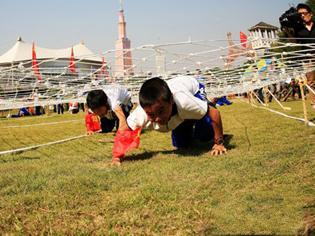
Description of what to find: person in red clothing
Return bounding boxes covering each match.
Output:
[85,109,102,135]
[69,102,79,114]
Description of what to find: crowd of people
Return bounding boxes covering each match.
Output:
[6,102,86,118]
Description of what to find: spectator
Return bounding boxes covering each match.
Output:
[32,89,41,115]
[280,3,315,108]
[69,102,79,114]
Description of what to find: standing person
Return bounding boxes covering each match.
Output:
[86,85,133,134]
[69,102,79,114]
[57,94,64,114]
[296,3,315,108]
[32,89,41,115]
[113,76,227,165]
[280,3,315,108]
[57,103,64,114]
[295,3,315,43]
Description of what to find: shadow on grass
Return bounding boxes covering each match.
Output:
[309,117,315,122]
[224,134,236,150]
[173,133,235,157]
[123,134,235,162]
[0,155,40,163]
[124,151,159,162]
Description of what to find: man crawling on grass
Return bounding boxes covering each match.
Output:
[112,76,227,165]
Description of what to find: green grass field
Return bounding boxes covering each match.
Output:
[0,99,314,234]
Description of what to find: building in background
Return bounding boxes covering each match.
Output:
[0,37,106,100]
[248,22,279,49]
[114,1,133,78]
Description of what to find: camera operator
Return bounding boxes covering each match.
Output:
[280,3,315,108]
[296,4,315,109]
[295,3,315,44]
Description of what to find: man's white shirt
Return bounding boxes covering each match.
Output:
[127,76,208,132]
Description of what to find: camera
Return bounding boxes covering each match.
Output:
[279,7,304,31]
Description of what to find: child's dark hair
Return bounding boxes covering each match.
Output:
[86,89,109,110]
[139,77,172,108]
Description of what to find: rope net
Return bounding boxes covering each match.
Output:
[1,36,315,155]
[0,36,314,110]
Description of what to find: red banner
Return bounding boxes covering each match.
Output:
[112,128,141,159]
[240,31,247,48]
[69,47,76,73]
[32,42,42,81]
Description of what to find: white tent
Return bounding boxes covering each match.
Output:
[0,37,102,65]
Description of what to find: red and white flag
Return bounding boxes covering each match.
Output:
[69,47,76,73]
[32,42,42,81]
[112,128,142,159]
[240,31,247,48]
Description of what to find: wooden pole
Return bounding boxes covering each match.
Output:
[263,86,269,107]
[45,105,50,116]
[267,88,291,110]
[249,91,256,106]
[298,76,308,125]
[252,90,266,106]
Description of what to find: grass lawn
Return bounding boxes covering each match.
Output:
[0,99,314,234]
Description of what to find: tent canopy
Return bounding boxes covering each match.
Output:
[0,37,102,64]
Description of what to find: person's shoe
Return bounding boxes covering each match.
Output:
[221,96,233,105]
[111,157,121,166]
[216,98,225,106]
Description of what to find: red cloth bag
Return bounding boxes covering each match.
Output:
[112,128,141,159]
[85,113,101,132]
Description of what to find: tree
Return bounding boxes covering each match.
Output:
[305,0,315,13]
[306,0,315,21]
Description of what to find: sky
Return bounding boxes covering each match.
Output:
[0,0,302,55]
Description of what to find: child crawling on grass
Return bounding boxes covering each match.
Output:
[86,85,133,135]
[112,76,227,165]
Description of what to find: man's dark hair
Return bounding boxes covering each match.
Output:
[139,77,172,108]
[86,89,109,110]
[297,3,312,13]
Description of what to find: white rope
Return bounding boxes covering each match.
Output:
[0,119,82,129]
[247,101,315,127]
[305,83,315,96]
[1,38,315,110]
[0,134,87,156]
[266,88,291,111]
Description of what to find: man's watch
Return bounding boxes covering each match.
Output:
[214,137,224,145]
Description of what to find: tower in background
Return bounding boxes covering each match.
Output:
[115,0,133,78]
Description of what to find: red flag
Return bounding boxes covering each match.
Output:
[224,32,255,68]
[69,47,76,73]
[98,56,109,79]
[85,112,101,132]
[32,42,42,81]
[112,128,141,159]
[225,32,245,66]
[240,31,247,48]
